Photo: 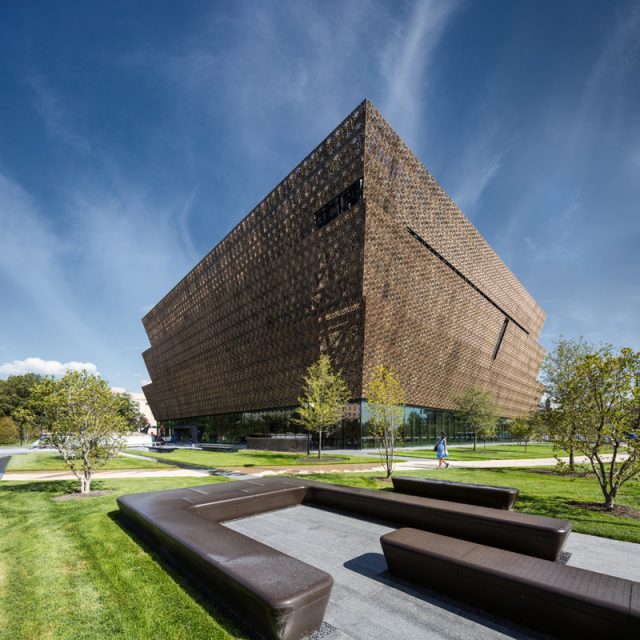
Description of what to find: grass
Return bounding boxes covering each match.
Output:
[6,452,173,472]
[1,468,638,638]
[399,443,569,461]
[128,448,366,468]
[0,477,243,640]
[293,467,640,543]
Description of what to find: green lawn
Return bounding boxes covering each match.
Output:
[398,443,569,461]
[6,452,172,472]
[0,477,243,640]
[293,468,640,543]
[1,469,639,639]
[128,448,366,468]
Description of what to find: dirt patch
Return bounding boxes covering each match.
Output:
[567,501,640,519]
[53,490,113,502]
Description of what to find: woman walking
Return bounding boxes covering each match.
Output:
[435,432,450,468]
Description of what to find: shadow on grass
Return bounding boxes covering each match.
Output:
[109,510,250,639]
[0,479,82,494]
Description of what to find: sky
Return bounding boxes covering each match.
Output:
[1,0,639,400]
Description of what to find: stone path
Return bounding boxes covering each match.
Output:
[227,505,640,639]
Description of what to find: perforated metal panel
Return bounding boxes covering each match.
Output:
[142,100,544,422]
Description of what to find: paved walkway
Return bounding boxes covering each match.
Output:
[0,451,626,482]
[227,505,640,639]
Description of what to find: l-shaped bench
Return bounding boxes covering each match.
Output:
[118,477,571,639]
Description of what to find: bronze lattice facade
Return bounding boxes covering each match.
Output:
[142,100,545,439]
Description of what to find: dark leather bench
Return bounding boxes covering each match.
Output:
[118,477,571,638]
[302,479,569,560]
[199,443,240,452]
[381,528,640,639]
[118,480,333,640]
[392,476,519,510]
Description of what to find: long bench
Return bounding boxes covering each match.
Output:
[198,443,240,452]
[392,476,519,510]
[118,480,333,640]
[117,477,571,639]
[381,528,640,639]
[303,480,569,560]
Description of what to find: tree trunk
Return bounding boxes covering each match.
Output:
[473,433,477,451]
[603,485,617,510]
[569,446,575,472]
[80,470,92,494]
[317,431,322,460]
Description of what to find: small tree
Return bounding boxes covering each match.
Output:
[366,365,405,479]
[294,355,350,459]
[117,392,149,431]
[509,410,543,451]
[542,337,603,470]
[0,416,19,444]
[560,347,640,510]
[452,386,497,451]
[31,370,129,493]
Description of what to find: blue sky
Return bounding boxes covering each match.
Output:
[1,0,638,395]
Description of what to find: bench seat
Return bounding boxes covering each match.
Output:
[118,481,332,640]
[118,477,572,638]
[304,480,569,560]
[381,528,640,638]
[392,476,519,510]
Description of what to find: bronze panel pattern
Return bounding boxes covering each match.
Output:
[362,102,545,416]
[143,104,367,420]
[142,100,545,421]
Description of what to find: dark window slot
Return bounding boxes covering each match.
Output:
[315,178,363,229]
[492,318,509,359]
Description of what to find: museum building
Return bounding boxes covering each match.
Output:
[141,100,545,448]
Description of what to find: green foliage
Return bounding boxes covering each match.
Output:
[541,336,605,469]
[509,410,544,451]
[0,416,19,444]
[452,386,497,450]
[558,347,640,509]
[0,373,44,417]
[30,370,130,493]
[293,355,351,458]
[116,391,149,430]
[366,365,405,478]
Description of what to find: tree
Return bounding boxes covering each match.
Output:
[541,337,603,470]
[30,370,129,493]
[0,373,44,416]
[452,386,497,451]
[116,392,149,430]
[293,355,350,459]
[509,410,544,451]
[12,406,39,445]
[0,416,19,444]
[558,347,640,510]
[366,365,405,479]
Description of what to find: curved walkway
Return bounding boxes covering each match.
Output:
[1,453,626,481]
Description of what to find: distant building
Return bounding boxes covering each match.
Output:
[142,100,545,448]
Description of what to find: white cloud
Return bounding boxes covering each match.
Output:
[25,74,91,154]
[380,0,461,146]
[0,357,98,378]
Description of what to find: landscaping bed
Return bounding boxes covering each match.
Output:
[128,448,365,468]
